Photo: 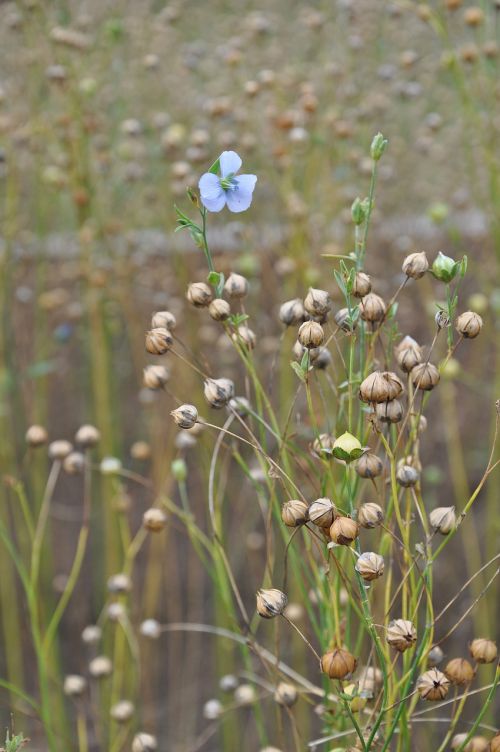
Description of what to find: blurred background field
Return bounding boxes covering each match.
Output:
[0,1,499,750]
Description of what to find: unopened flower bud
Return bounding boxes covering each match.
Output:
[396,464,420,487]
[304,288,330,318]
[416,668,450,701]
[352,272,372,298]
[370,132,388,161]
[26,425,49,447]
[469,638,497,664]
[330,516,359,546]
[145,327,173,355]
[402,252,429,279]
[132,733,158,752]
[187,282,213,308]
[321,648,357,680]
[171,458,187,481]
[89,656,113,678]
[298,320,324,348]
[208,298,231,321]
[432,252,458,283]
[204,378,234,408]
[143,508,167,532]
[110,700,134,723]
[360,293,386,323]
[64,674,87,697]
[279,298,305,326]
[282,499,309,527]
[429,506,456,535]
[444,657,475,686]
[75,424,100,447]
[151,310,176,330]
[355,552,384,581]
[171,404,198,429]
[143,364,169,389]
[411,362,440,391]
[376,399,403,423]
[358,502,384,529]
[274,682,298,707]
[224,273,248,299]
[351,197,367,226]
[455,311,483,339]
[386,619,417,652]
[356,453,383,478]
[256,588,288,618]
[49,440,73,460]
[309,498,336,528]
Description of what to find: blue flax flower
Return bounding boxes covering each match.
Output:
[198,151,257,213]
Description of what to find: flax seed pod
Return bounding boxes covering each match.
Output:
[204,378,234,408]
[359,371,403,403]
[395,336,423,372]
[298,320,324,348]
[145,327,173,355]
[358,502,384,529]
[396,464,420,488]
[321,648,357,680]
[75,424,100,447]
[143,508,167,532]
[309,498,336,528]
[64,675,87,697]
[143,365,169,389]
[355,552,384,581]
[356,453,383,479]
[358,666,383,695]
[279,298,306,326]
[429,506,456,535]
[352,272,372,298]
[427,645,444,667]
[187,282,213,307]
[359,293,386,323]
[376,399,403,424]
[444,658,476,686]
[416,669,450,701]
[330,516,359,546]
[334,307,357,332]
[224,273,248,299]
[489,732,500,752]
[26,425,49,447]
[402,252,429,279]
[312,433,335,458]
[304,288,330,318]
[411,362,440,391]
[281,499,309,527]
[49,440,73,460]
[274,682,298,707]
[469,638,497,664]
[89,656,113,678]
[110,700,134,723]
[64,451,85,474]
[151,310,176,330]
[455,311,483,339]
[386,619,417,652]
[209,298,231,321]
[132,733,158,752]
[171,404,198,429]
[256,588,288,618]
[232,325,256,349]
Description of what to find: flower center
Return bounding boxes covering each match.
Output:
[220,173,237,192]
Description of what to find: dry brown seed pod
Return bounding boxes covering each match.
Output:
[298,320,324,348]
[256,588,288,618]
[444,657,476,686]
[232,325,256,349]
[489,732,500,752]
[145,327,173,355]
[186,282,213,307]
[359,371,403,403]
[376,399,403,424]
[358,502,384,529]
[304,287,330,317]
[224,273,248,299]
[416,668,450,701]
[427,645,444,667]
[63,451,85,474]
[321,648,357,680]
[451,734,469,750]
[64,674,87,697]
[281,499,309,527]
[411,362,440,391]
[204,378,234,408]
[355,552,384,581]
[107,573,131,594]
[395,336,423,372]
[464,6,484,25]
[455,311,483,339]
[396,464,420,488]
[386,619,417,652]
[469,638,498,664]
[466,738,490,752]
[334,307,357,332]
[402,251,429,279]
[330,516,359,546]
[352,272,372,298]
[171,404,198,429]
[356,453,383,479]
[75,424,100,447]
[143,508,167,532]
[279,298,306,326]
[309,498,336,528]
[132,733,158,752]
[110,700,134,723]
[274,682,298,707]
[26,425,49,447]
[208,298,231,321]
[151,310,176,330]
[312,433,335,458]
[429,506,456,535]
[143,365,169,389]
[48,440,73,460]
[89,656,112,678]
[313,348,332,370]
[359,293,386,323]
[358,666,383,694]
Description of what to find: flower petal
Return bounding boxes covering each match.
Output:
[201,191,227,212]
[225,174,257,213]
[199,172,226,212]
[219,151,242,178]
